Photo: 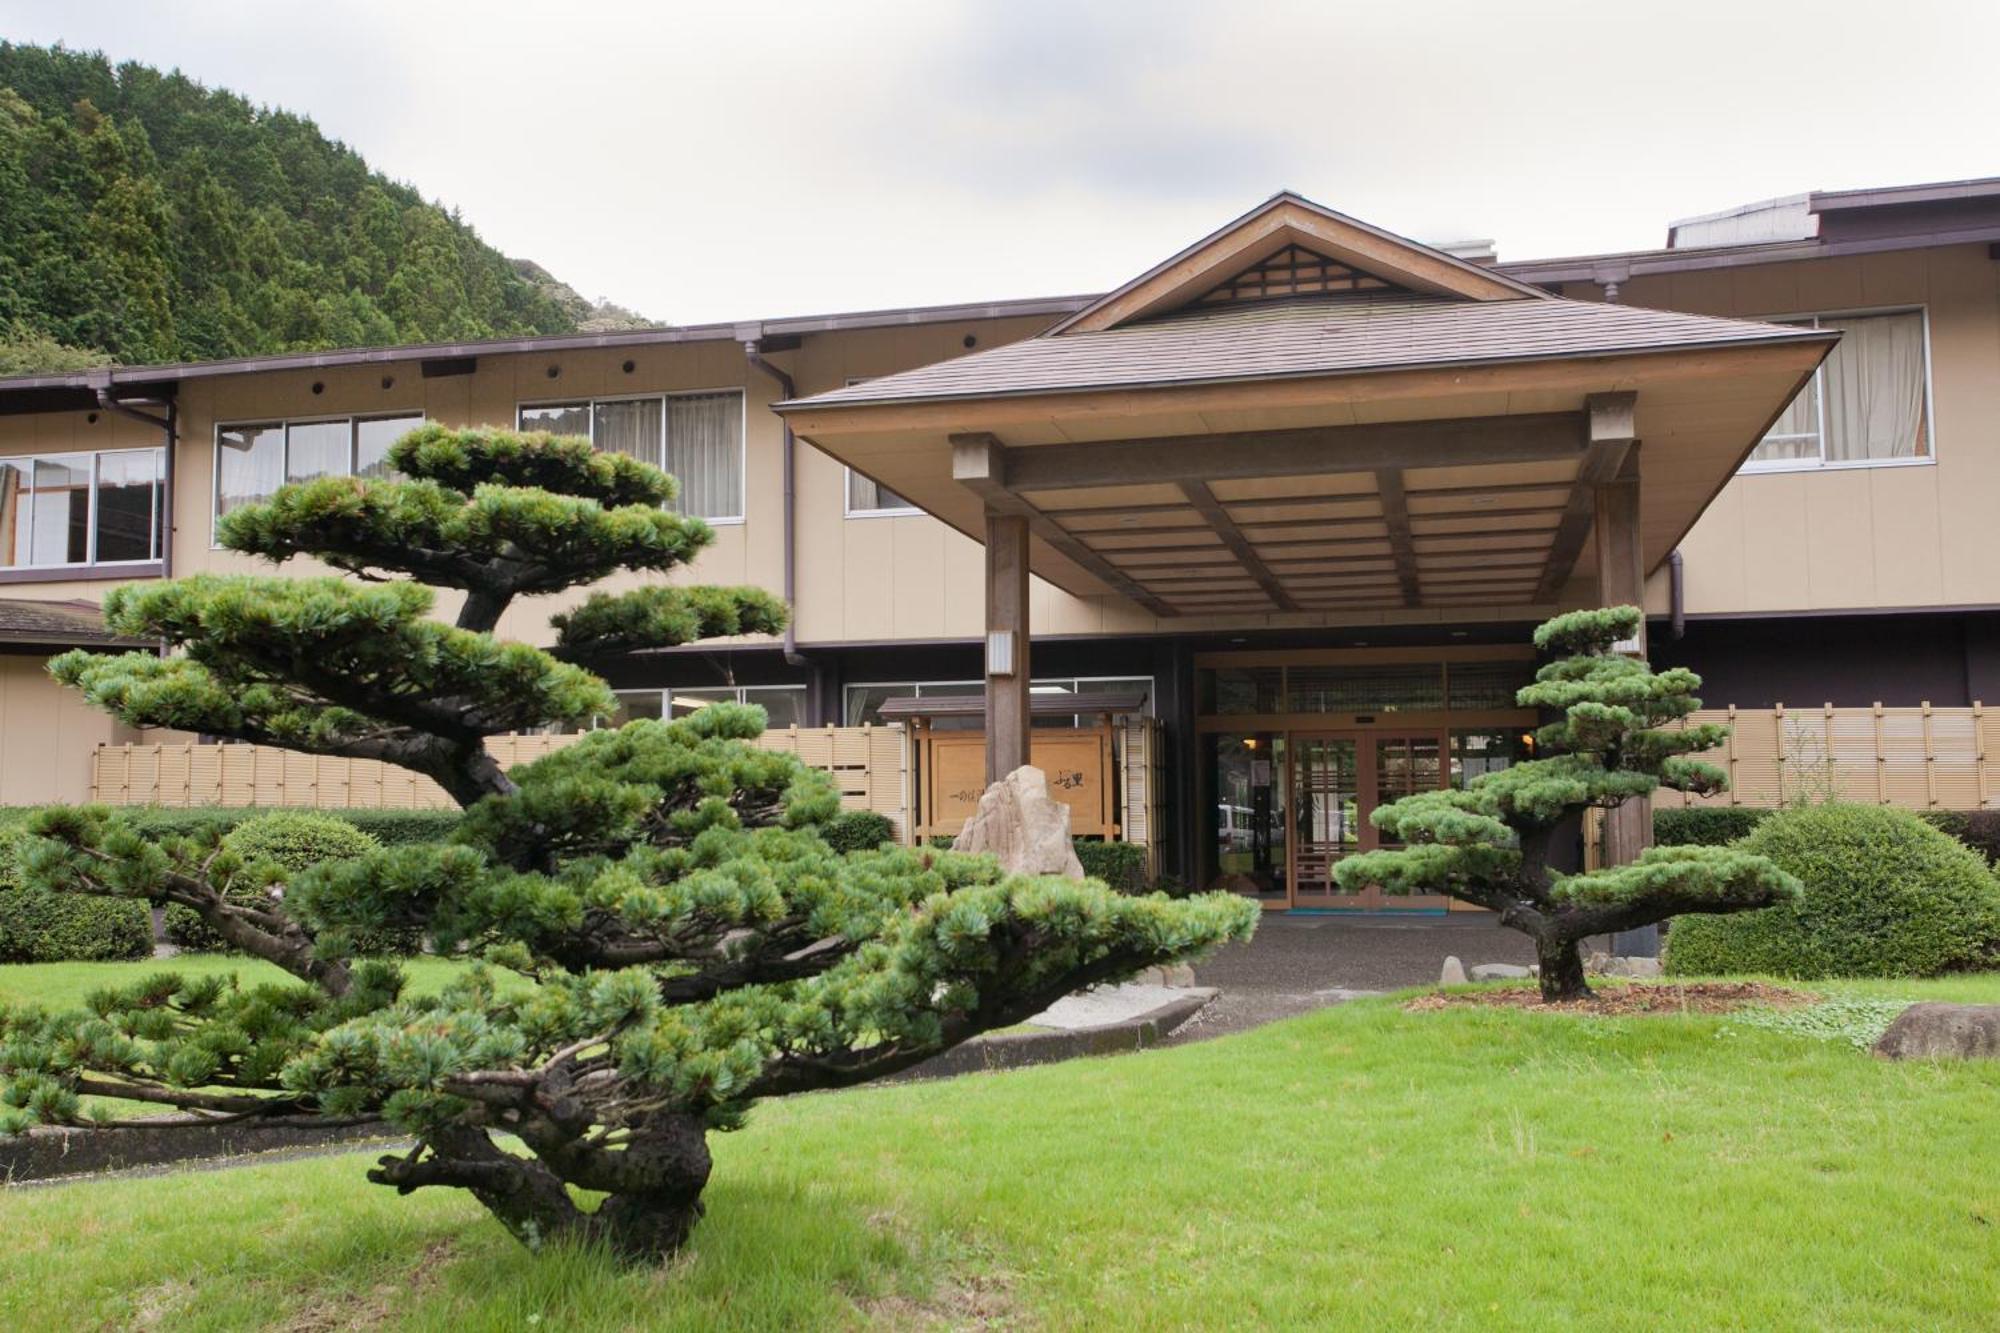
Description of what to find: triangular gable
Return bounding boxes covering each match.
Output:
[1048,192,1547,336]
[1194,244,1405,306]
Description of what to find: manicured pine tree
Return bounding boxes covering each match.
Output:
[1,425,1256,1260]
[1334,606,1798,1002]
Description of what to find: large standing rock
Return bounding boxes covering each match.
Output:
[955,766,1086,878]
[1874,1003,2000,1060]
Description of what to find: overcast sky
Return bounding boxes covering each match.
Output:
[4,1,1995,325]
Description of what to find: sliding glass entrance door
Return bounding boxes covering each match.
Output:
[1291,736,1362,907]
[1284,731,1452,911]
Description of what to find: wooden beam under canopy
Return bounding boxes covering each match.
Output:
[1534,392,1637,600]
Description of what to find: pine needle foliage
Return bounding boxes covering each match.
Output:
[1334,606,1798,1001]
[3,424,1255,1261]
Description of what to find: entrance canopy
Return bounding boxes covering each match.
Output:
[776,193,1835,618]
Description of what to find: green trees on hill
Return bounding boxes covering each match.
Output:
[0,43,578,372]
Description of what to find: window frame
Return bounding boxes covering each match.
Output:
[0,445,167,573]
[211,410,425,544]
[843,467,921,519]
[515,387,749,525]
[1740,305,1938,476]
[843,675,1156,726]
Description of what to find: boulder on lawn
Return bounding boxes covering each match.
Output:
[1874,1003,2000,1060]
[1439,955,1468,985]
[1469,963,1533,981]
[954,765,1086,878]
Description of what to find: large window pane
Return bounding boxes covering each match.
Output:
[743,685,806,728]
[847,469,913,514]
[519,402,591,438]
[0,460,28,567]
[1749,381,1822,464]
[94,450,162,562]
[1822,312,1928,462]
[846,683,917,726]
[355,415,422,481]
[217,424,284,517]
[285,420,349,483]
[1286,663,1443,714]
[664,392,743,520]
[593,399,663,469]
[605,689,666,728]
[30,455,91,565]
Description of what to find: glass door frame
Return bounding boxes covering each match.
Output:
[1284,726,1453,913]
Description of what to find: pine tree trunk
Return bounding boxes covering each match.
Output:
[1535,935,1591,1003]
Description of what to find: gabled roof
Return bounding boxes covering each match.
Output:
[778,292,1831,411]
[1044,191,1548,336]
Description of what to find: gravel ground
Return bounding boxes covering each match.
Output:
[1168,913,1537,1044]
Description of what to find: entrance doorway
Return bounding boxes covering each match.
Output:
[1291,732,1451,911]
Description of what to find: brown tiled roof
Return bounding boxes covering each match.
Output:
[0,598,145,647]
[779,293,1834,410]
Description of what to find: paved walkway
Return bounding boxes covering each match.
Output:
[1167,912,1536,1044]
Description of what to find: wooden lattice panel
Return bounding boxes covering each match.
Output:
[91,725,915,839]
[1651,704,1996,811]
[1198,245,1397,305]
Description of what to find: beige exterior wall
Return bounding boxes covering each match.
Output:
[2,241,1997,661]
[1584,244,2000,618]
[0,652,148,804]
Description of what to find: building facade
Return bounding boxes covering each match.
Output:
[2,177,1996,905]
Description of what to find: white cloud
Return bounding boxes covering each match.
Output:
[4,0,1994,323]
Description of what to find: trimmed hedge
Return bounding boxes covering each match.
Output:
[0,827,152,963]
[925,834,1155,894]
[166,812,390,953]
[0,805,463,847]
[1655,806,2000,866]
[819,810,897,854]
[1666,804,2000,979]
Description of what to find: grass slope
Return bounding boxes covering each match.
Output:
[3,978,1999,1329]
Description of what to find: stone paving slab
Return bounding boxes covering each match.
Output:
[1029,982,1207,1031]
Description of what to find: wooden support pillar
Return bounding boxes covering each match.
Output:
[984,509,1031,785]
[1594,437,1658,955]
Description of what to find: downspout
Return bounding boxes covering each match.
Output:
[1667,548,1686,640]
[93,381,177,580]
[741,339,809,671]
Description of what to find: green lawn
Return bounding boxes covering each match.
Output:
[0,954,481,1014]
[3,972,1998,1329]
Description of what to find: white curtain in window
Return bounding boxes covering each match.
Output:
[1822,312,1927,462]
[847,470,912,513]
[1748,382,1822,464]
[217,425,285,516]
[664,393,742,519]
[355,415,422,480]
[286,420,350,482]
[593,399,663,468]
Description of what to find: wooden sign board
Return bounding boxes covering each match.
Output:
[920,728,1115,838]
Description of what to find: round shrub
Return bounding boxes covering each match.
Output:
[166,812,389,953]
[0,826,151,962]
[819,810,897,854]
[1666,804,2000,979]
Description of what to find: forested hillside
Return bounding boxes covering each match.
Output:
[0,44,614,375]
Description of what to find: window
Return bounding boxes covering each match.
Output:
[518,391,745,521]
[0,447,164,569]
[214,413,423,526]
[1747,310,1931,470]
[844,677,1154,727]
[846,469,917,517]
[537,685,806,734]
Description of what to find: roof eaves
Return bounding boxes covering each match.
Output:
[772,324,1840,415]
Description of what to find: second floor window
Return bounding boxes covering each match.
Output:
[1748,310,1930,469]
[846,469,917,516]
[517,392,744,522]
[0,447,165,569]
[215,413,424,525]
